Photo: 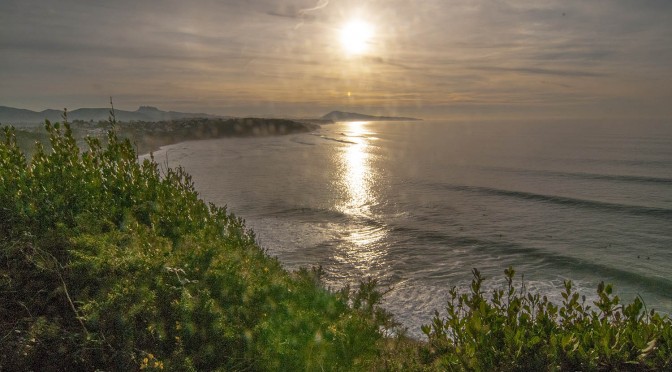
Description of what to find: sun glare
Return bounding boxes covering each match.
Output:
[340,20,374,55]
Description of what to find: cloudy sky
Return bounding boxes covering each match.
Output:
[1,0,671,119]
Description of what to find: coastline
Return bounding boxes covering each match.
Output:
[6,117,320,160]
[118,117,320,156]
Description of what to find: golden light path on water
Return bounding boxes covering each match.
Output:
[335,121,388,272]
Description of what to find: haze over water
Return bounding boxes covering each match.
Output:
[151,119,672,337]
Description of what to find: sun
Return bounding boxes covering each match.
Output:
[339,20,374,55]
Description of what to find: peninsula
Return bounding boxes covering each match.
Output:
[3,111,319,155]
[321,110,421,122]
[118,117,319,154]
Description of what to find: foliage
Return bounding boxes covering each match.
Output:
[0,121,391,371]
[420,268,672,371]
[2,119,671,371]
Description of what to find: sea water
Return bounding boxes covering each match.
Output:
[149,119,672,337]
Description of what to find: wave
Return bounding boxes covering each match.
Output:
[308,133,358,144]
[558,157,672,169]
[389,225,672,298]
[572,172,672,185]
[265,206,386,229]
[290,138,316,146]
[266,206,350,221]
[492,166,672,185]
[441,184,672,218]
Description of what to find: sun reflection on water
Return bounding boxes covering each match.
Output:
[340,122,372,217]
[335,121,388,271]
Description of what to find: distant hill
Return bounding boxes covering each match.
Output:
[0,105,224,126]
[321,111,421,122]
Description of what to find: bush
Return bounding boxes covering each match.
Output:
[0,121,391,371]
[420,268,672,371]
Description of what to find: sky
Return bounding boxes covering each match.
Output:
[1,0,671,120]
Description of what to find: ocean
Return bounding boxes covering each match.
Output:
[148,119,672,337]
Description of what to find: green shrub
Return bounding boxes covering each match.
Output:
[0,121,390,371]
[421,268,672,371]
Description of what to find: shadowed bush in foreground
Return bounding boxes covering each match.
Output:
[0,121,392,371]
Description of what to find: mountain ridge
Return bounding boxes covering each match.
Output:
[0,105,224,126]
[1,106,421,126]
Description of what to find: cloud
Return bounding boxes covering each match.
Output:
[468,66,608,78]
[298,0,329,15]
[0,0,670,118]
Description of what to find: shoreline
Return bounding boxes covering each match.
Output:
[7,117,320,160]
[119,117,320,156]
